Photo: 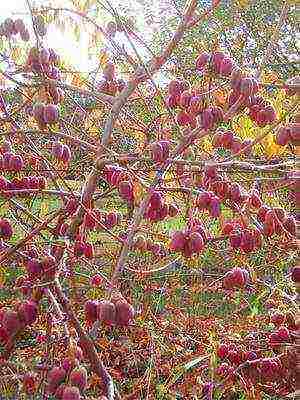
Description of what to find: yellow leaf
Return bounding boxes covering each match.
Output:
[98,51,109,67]
[39,199,49,218]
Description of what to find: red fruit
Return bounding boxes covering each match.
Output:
[230,68,243,91]
[240,230,255,253]
[65,198,78,215]
[69,366,87,391]
[209,197,221,218]
[0,218,13,239]
[10,155,24,172]
[168,204,179,217]
[240,77,259,98]
[229,230,242,249]
[83,242,94,259]
[201,108,214,131]
[41,254,57,279]
[291,266,300,283]
[165,94,179,108]
[61,145,71,163]
[61,358,76,373]
[189,231,204,254]
[179,90,192,108]
[195,52,210,70]
[47,367,66,392]
[170,230,186,251]
[222,221,235,235]
[229,183,241,202]
[2,310,21,336]
[289,122,300,142]
[115,300,134,327]
[228,350,242,365]
[90,274,102,287]
[103,62,115,81]
[211,51,225,74]
[196,191,211,209]
[97,300,116,325]
[33,103,46,125]
[231,267,247,287]
[283,216,296,236]
[270,313,286,327]
[149,191,163,209]
[221,130,234,149]
[257,205,270,223]
[276,327,290,342]
[44,104,59,124]
[118,180,134,203]
[55,383,68,400]
[133,235,147,251]
[168,79,188,96]
[217,344,229,359]
[84,300,98,324]
[212,132,223,148]
[62,386,81,400]
[14,18,26,33]
[105,211,119,228]
[231,137,242,154]
[275,126,291,146]
[219,57,233,76]
[17,300,38,326]
[176,110,192,126]
[249,191,262,208]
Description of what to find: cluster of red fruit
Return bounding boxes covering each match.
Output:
[0,218,13,239]
[291,266,300,294]
[103,165,134,204]
[169,221,207,258]
[33,103,59,130]
[52,142,72,163]
[46,352,87,400]
[26,46,60,77]
[144,191,178,222]
[275,123,300,146]
[0,175,46,196]
[150,139,170,164]
[0,152,25,172]
[257,205,296,237]
[132,234,168,257]
[248,95,276,127]
[0,18,29,41]
[0,300,38,348]
[223,221,262,253]
[85,294,134,327]
[196,51,234,77]
[195,190,221,218]
[97,61,126,96]
[212,129,252,156]
[269,326,293,348]
[222,267,249,289]
[24,252,58,281]
[73,239,94,259]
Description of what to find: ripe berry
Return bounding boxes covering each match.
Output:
[270,313,286,327]
[217,344,229,359]
[2,310,21,336]
[97,300,116,326]
[115,299,134,327]
[17,300,38,326]
[47,367,66,393]
[170,231,186,251]
[62,386,81,400]
[84,300,98,324]
[69,366,87,391]
[291,266,300,283]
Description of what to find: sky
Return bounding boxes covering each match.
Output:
[0,0,167,73]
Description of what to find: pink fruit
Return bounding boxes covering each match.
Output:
[52,142,64,159]
[211,51,225,74]
[69,366,87,391]
[291,266,300,283]
[97,300,116,326]
[168,79,187,96]
[231,267,247,287]
[189,231,204,254]
[219,57,233,76]
[62,386,81,400]
[83,242,94,259]
[0,218,13,239]
[209,197,221,218]
[10,155,24,172]
[201,108,214,131]
[61,145,71,163]
[33,103,46,125]
[43,104,59,124]
[90,274,102,286]
[196,191,212,209]
[84,300,98,324]
[229,230,242,249]
[176,110,191,126]
[270,313,286,327]
[165,94,179,108]
[217,344,229,359]
[179,90,192,108]
[17,300,38,326]
[115,300,134,326]
[170,231,186,251]
[2,310,21,336]
[47,367,66,393]
[149,191,163,209]
[195,52,210,70]
[118,180,134,203]
[276,327,290,342]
